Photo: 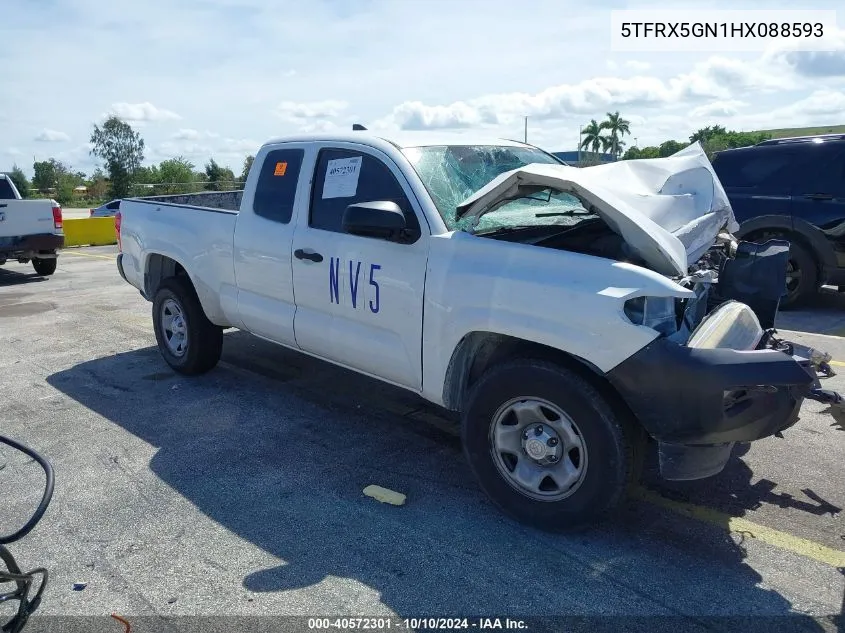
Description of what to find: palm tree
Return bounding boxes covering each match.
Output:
[689,124,726,144]
[580,119,605,154]
[600,111,631,156]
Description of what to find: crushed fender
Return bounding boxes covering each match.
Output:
[363,485,406,506]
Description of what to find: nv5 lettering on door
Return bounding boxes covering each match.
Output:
[329,256,381,314]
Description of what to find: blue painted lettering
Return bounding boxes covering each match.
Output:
[369,264,381,314]
[329,257,340,304]
[349,260,362,309]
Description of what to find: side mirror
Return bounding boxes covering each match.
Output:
[342,201,412,242]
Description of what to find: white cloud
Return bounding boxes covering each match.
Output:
[767,90,845,119]
[625,60,651,72]
[689,100,748,118]
[380,52,805,131]
[5,147,22,156]
[2,0,843,171]
[763,27,845,78]
[220,138,259,153]
[108,102,181,122]
[172,129,220,140]
[35,129,70,142]
[274,100,348,121]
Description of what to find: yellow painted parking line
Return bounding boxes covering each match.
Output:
[61,250,116,261]
[829,360,845,367]
[631,486,845,568]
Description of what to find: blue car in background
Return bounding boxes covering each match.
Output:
[712,134,845,308]
[90,199,121,217]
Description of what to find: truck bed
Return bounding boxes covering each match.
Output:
[135,190,243,212]
[117,195,240,327]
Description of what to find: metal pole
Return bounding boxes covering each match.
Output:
[524,116,528,143]
[578,125,583,164]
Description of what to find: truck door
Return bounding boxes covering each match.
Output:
[233,143,312,347]
[290,144,428,390]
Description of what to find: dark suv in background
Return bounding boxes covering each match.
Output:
[711,134,845,308]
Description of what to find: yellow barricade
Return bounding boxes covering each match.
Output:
[62,218,117,247]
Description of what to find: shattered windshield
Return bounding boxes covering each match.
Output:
[402,145,595,233]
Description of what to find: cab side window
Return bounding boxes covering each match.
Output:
[253,148,305,224]
[309,148,420,236]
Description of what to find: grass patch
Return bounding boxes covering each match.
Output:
[753,124,845,139]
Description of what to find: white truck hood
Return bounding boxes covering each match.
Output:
[455,143,738,277]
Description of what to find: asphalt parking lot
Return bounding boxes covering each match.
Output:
[1,246,843,632]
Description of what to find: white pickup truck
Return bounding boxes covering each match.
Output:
[115,131,841,529]
[0,174,63,275]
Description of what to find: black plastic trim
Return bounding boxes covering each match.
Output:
[607,337,813,446]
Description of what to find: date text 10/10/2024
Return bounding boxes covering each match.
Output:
[308,617,529,630]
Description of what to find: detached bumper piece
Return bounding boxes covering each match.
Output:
[607,333,842,481]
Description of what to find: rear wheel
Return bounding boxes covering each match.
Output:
[32,258,57,276]
[152,276,223,375]
[461,359,637,531]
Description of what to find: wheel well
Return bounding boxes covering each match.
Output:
[145,253,191,298]
[442,332,639,427]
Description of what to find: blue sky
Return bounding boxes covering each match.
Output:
[2,0,844,177]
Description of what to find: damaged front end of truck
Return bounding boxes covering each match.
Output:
[455,142,843,481]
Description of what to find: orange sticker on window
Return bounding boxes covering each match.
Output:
[274,161,288,176]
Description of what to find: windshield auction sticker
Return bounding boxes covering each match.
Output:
[323,156,363,199]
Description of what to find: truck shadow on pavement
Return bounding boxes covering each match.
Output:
[46,331,839,631]
[0,267,49,287]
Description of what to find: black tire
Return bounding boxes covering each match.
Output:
[32,258,57,276]
[781,240,818,309]
[461,359,637,531]
[152,276,223,376]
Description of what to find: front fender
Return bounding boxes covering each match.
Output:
[420,234,694,406]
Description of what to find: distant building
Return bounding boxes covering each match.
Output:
[551,151,617,167]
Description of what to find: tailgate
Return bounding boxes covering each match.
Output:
[0,200,57,239]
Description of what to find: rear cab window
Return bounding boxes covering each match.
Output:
[253,148,305,224]
[308,148,420,237]
[0,178,17,199]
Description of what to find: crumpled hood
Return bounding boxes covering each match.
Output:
[455,142,739,277]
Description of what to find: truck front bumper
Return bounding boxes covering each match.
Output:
[607,336,833,480]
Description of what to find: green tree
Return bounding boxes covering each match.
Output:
[159,157,195,193]
[55,170,79,205]
[600,111,631,156]
[86,168,109,200]
[204,158,235,191]
[240,154,254,187]
[579,119,605,154]
[5,164,30,198]
[32,158,64,193]
[90,115,145,199]
[204,158,224,191]
[689,125,727,144]
[658,140,685,157]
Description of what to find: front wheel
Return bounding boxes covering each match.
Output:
[32,257,57,276]
[152,277,223,375]
[462,359,637,531]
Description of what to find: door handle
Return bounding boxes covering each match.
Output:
[805,193,833,201]
[294,249,323,263]
[0,204,7,208]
